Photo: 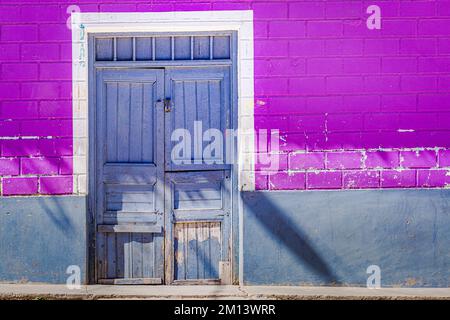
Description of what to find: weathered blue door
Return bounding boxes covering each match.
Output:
[94,66,233,285]
[95,69,165,284]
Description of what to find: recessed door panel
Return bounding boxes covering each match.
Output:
[165,67,232,171]
[95,69,165,284]
[165,171,231,284]
[174,222,221,281]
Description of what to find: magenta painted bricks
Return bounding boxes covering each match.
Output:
[40,176,72,194]
[418,169,450,188]
[1,1,450,195]
[381,170,417,188]
[269,172,306,190]
[0,158,20,176]
[307,171,342,189]
[289,152,325,170]
[365,151,399,168]
[401,150,437,168]
[2,177,38,195]
[326,152,363,170]
[344,170,380,189]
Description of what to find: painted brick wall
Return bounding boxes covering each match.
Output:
[0,1,450,195]
[252,0,450,190]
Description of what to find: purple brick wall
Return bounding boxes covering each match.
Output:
[0,1,450,195]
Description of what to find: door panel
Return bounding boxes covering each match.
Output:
[103,232,162,279]
[164,67,233,283]
[95,69,165,284]
[165,67,231,171]
[174,222,221,281]
[165,171,231,283]
[105,81,156,163]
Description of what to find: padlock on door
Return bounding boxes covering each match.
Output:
[156,98,172,112]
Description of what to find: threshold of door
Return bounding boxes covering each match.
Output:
[172,279,221,285]
[98,278,162,285]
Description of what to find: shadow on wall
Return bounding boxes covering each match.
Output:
[242,189,450,287]
[0,196,87,284]
[244,192,342,285]
[37,197,76,238]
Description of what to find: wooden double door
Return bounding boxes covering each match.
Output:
[93,66,232,284]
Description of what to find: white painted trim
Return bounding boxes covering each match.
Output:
[71,10,255,194]
[71,11,254,286]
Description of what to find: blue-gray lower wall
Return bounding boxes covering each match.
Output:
[1,191,450,287]
[242,189,450,287]
[0,196,87,284]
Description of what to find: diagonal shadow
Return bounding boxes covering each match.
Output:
[244,192,341,284]
[38,197,75,238]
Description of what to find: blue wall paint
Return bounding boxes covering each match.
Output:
[0,196,87,284]
[2,191,450,287]
[242,190,450,287]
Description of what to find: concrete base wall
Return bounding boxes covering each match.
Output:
[242,189,450,287]
[2,191,450,287]
[0,196,87,284]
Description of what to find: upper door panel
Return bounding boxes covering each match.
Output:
[165,66,232,171]
[100,70,162,165]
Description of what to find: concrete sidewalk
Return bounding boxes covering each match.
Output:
[1,284,450,300]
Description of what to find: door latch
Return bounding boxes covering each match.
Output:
[163,98,171,113]
[156,98,171,112]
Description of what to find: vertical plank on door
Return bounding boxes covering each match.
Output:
[142,233,154,278]
[172,81,185,163]
[208,80,222,136]
[186,223,197,279]
[117,83,131,162]
[106,82,118,162]
[142,83,154,163]
[131,233,143,278]
[116,233,127,278]
[196,81,210,155]
[129,83,143,162]
[183,81,197,162]
[197,223,208,278]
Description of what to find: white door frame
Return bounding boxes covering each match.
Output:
[71,10,255,284]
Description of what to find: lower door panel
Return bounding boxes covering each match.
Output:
[166,171,231,284]
[97,232,164,284]
[174,222,221,281]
